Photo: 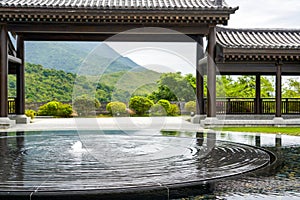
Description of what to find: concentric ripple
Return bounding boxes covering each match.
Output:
[0,130,270,194]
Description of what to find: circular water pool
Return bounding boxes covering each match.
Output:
[0,130,271,199]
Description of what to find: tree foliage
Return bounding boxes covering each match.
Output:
[223,76,274,98]
[283,78,300,98]
[149,72,196,102]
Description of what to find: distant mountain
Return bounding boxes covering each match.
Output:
[25,42,142,74]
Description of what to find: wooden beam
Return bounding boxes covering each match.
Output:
[9,23,209,35]
[22,33,200,42]
[216,62,300,75]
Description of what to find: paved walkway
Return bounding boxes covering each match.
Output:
[2,116,204,132]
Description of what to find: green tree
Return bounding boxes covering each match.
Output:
[283,78,300,98]
[149,72,196,102]
[219,76,274,98]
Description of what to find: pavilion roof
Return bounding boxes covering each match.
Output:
[0,0,237,25]
[216,27,300,62]
[0,0,234,11]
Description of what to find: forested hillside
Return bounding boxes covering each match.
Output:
[8,63,160,103]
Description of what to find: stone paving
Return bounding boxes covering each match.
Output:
[1,116,204,132]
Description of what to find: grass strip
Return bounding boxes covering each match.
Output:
[213,127,300,136]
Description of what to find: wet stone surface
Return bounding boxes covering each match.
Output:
[0,130,270,197]
[213,146,300,199]
[182,142,300,199]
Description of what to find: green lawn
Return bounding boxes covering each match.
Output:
[213,127,300,136]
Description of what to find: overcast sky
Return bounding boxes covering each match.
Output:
[226,0,300,29]
[107,0,300,74]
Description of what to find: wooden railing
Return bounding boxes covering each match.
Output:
[8,97,300,115]
[204,98,300,114]
[8,97,16,114]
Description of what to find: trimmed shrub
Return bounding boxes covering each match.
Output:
[38,101,73,117]
[73,95,101,116]
[25,109,36,119]
[157,99,171,112]
[106,101,127,116]
[56,103,73,117]
[129,96,154,116]
[184,101,196,113]
[150,104,167,116]
[167,104,180,116]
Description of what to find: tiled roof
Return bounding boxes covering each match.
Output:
[0,0,235,10]
[216,27,300,50]
[216,27,300,62]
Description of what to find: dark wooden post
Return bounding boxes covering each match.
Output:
[16,35,25,115]
[196,36,205,115]
[255,134,261,147]
[207,26,216,117]
[275,134,282,147]
[275,61,282,118]
[255,74,261,114]
[0,25,8,118]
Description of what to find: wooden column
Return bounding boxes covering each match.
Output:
[16,35,25,115]
[275,61,282,118]
[196,36,205,115]
[255,74,261,114]
[0,25,8,117]
[207,26,216,117]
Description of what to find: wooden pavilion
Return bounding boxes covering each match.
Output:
[0,0,238,126]
[1,0,300,127]
[215,27,300,119]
